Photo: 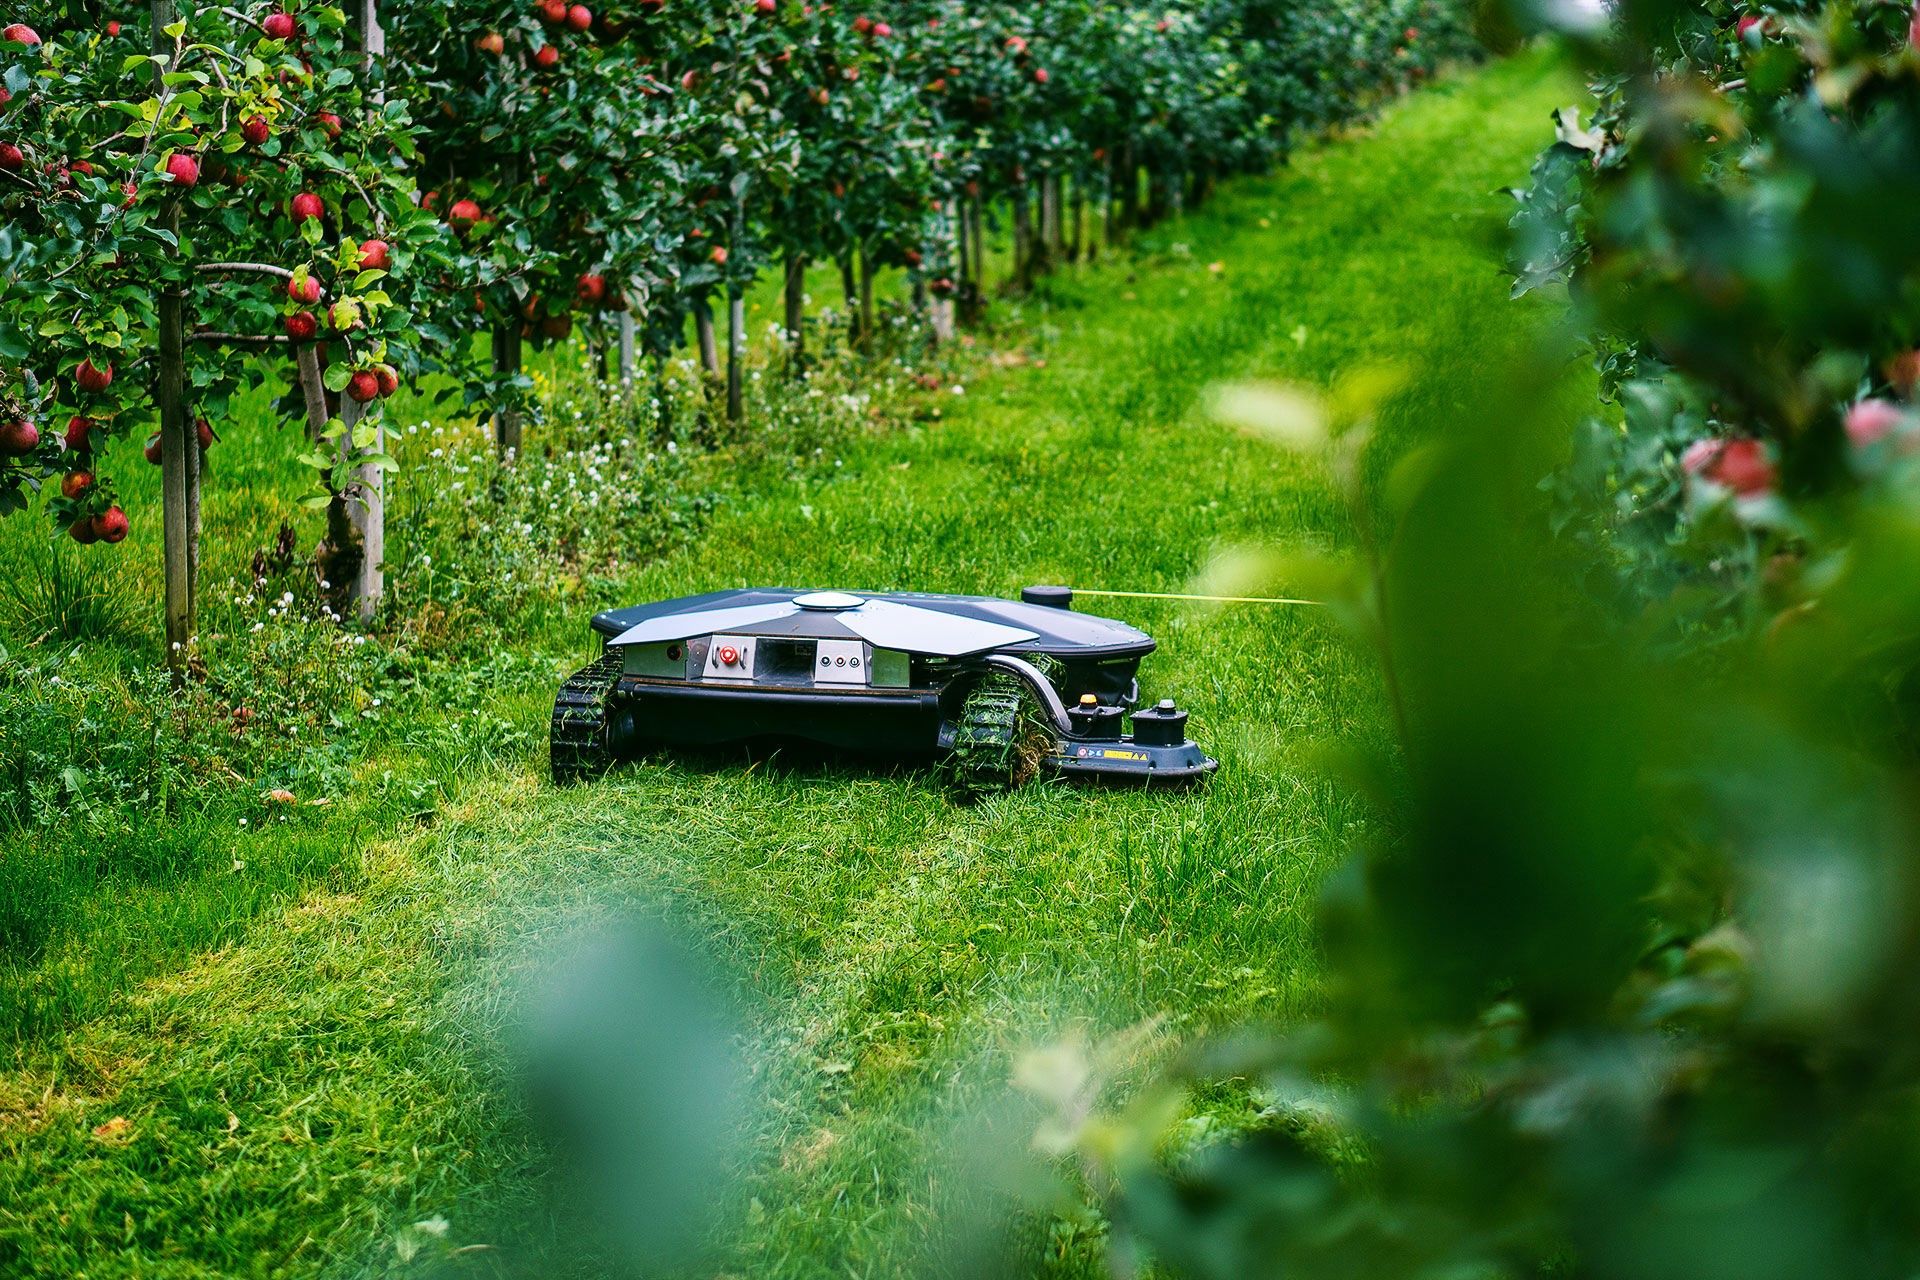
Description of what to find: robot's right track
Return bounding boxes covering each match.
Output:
[550,652,623,784]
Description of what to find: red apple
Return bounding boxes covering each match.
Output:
[242,115,271,146]
[64,416,94,452]
[262,10,295,39]
[68,516,99,545]
[542,314,573,340]
[75,359,114,393]
[540,0,568,23]
[358,238,391,270]
[373,364,400,397]
[1684,437,1773,496]
[478,31,506,55]
[285,310,319,341]
[1886,349,1920,396]
[1717,440,1775,495]
[1736,14,1764,38]
[328,298,363,331]
[0,419,37,455]
[680,68,698,90]
[145,432,163,465]
[0,143,22,172]
[755,0,776,11]
[60,470,92,500]
[93,506,129,544]
[287,274,323,304]
[852,14,872,34]
[106,19,121,36]
[314,111,344,139]
[710,246,729,265]
[871,20,891,38]
[535,44,560,68]
[449,197,482,229]
[346,370,380,403]
[290,191,324,221]
[1034,67,1049,83]
[576,273,608,305]
[163,152,199,187]
[1847,399,1904,449]
[196,417,215,449]
[2,23,40,45]
[567,4,593,31]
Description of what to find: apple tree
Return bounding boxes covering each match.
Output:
[0,2,439,659]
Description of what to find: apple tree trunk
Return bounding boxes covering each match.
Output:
[965,200,986,319]
[856,244,876,353]
[692,294,720,379]
[1010,186,1032,293]
[783,255,806,360]
[930,200,957,345]
[726,287,745,423]
[491,325,523,458]
[1069,178,1087,264]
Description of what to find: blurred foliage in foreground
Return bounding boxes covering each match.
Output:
[1512,0,1920,641]
[972,4,1920,1278]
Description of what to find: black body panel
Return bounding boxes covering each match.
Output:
[611,678,944,755]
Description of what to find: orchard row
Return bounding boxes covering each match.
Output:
[0,0,1479,659]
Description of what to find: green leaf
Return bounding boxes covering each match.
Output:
[323,366,352,393]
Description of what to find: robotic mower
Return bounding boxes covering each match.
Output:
[549,586,1216,794]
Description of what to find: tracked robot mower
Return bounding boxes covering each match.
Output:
[550,586,1216,794]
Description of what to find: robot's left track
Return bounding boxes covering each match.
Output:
[550,652,624,784]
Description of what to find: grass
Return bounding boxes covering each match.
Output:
[0,49,1582,1278]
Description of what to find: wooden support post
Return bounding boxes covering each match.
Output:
[856,244,875,354]
[618,311,637,382]
[347,0,383,621]
[726,189,745,421]
[955,199,973,306]
[968,200,985,310]
[1011,185,1031,293]
[153,0,193,677]
[726,288,745,422]
[931,199,957,344]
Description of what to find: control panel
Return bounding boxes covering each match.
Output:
[702,634,757,681]
[815,639,868,686]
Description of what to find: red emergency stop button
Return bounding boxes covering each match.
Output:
[718,645,740,667]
